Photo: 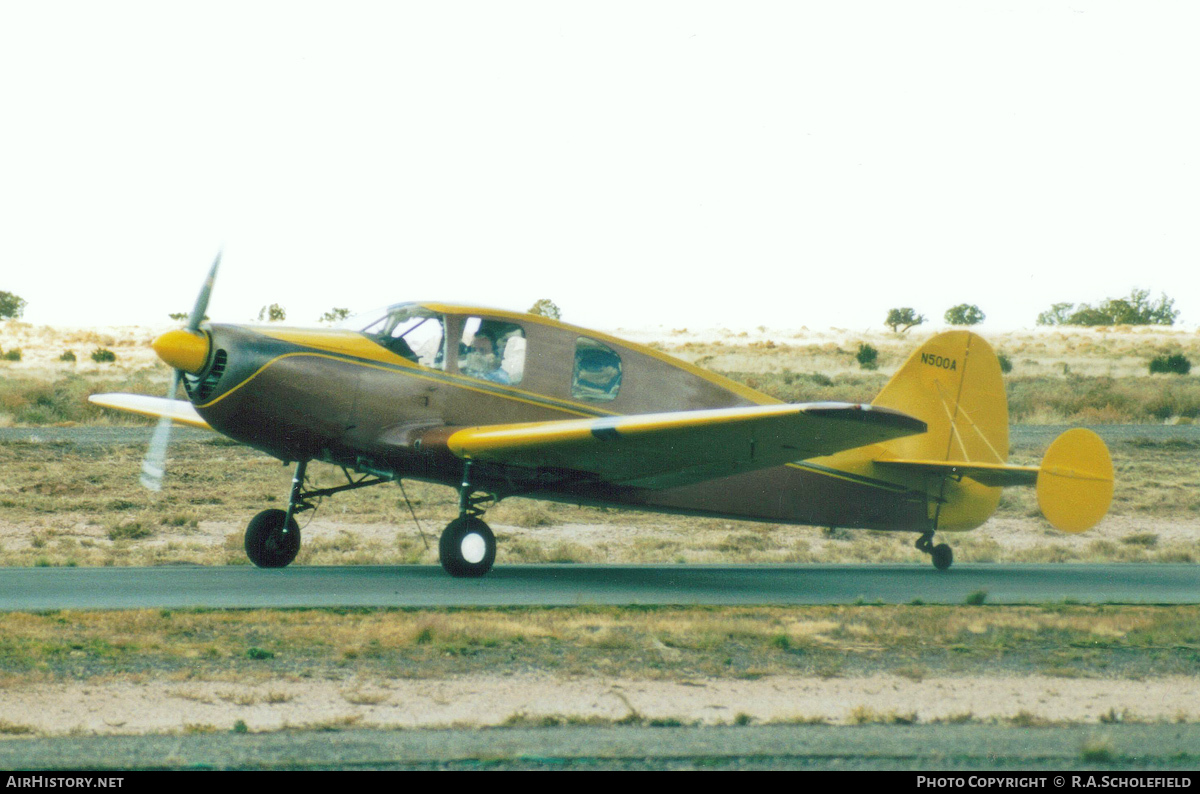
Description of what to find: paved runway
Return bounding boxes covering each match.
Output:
[2,563,1198,610]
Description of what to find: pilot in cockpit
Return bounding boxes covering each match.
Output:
[461,330,510,384]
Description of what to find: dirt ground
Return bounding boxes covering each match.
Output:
[2,673,1195,736]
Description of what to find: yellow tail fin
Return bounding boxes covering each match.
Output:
[865,331,1113,534]
[871,331,1009,531]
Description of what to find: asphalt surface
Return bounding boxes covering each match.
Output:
[1,724,1198,770]
[2,563,1198,610]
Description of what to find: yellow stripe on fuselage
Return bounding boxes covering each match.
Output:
[200,329,611,418]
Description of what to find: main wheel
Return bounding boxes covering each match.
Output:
[245,509,301,568]
[931,543,953,571]
[439,516,496,578]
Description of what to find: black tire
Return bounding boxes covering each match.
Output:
[245,509,301,568]
[439,516,496,578]
[931,543,953,571]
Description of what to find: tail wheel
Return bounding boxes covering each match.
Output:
[931,543,953,571]
[439,516,496,578]
[245,509,301,568]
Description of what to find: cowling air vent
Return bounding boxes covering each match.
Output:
[184,348,227,402]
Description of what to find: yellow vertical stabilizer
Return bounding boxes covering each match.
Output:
[869,331,1009,531]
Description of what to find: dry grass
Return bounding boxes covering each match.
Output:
[0,429,1197,568]
[1,605,1197,686]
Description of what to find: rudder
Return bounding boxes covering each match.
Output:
[871,331,1009,531]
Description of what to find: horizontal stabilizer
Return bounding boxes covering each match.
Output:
[874,459,1039,488]
[444,402,926,489]
[88,393,212,430]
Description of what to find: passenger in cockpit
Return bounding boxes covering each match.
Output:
[461,331,510,384]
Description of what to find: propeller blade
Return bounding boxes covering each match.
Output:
[142,251,221,491]
[186,251,221,332]
[140,370,181,491]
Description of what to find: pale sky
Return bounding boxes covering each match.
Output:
[2,1,1197,333]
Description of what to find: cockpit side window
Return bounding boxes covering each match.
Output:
[458,317,525,385]
[361,306,445,369]
[573,337,622,401]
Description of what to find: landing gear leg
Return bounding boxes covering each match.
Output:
[439,461,497,578]
[244,460,394,569]
[915,531,953,571]
[245,460,307,568]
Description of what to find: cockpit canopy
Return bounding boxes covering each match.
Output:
[353,303,528,385]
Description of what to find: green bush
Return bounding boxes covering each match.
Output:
[1149,354,1191,375]
[997,353,1013,374]
[91,348,116,363]
[1,348,20,361]
[59,350,76,362]
[856,343,879,370]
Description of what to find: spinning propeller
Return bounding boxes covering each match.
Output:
[140,252,221,491]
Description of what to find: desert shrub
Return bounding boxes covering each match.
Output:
[59,350,76,362]
[1149,354,1191,375]
[1,349,20,361]
[856,343,879,370]
[944,304,985,326]
[1006,375,1200,423]
[721,371,884,404]
[0,371,159,424]
[91,348,116,363]
[997,353,1013,374]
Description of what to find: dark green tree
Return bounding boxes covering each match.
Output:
[528,298,561,320]
[0,291,27,319]
[257,304,287,322]
[885,308,926,333]
[944,304,985,326]
[1037,289,1179,326]
[319,307,352,324]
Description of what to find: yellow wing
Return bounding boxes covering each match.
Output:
[88,394,213,430]
[440,402,926,489]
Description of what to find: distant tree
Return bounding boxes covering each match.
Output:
[91,348,116,363]
[0,291,27,320]
[528,298,561,320]
[60,350,76,363]
[168,312,208,323]
[855,342,879,370]
[1149,354,1191,375]
[319,307,351,324]
[2,348,21,361]
[257,304,287,322]
[885,308,926,333]
[1036,302,1075,326]
[944,304,985,326]
[1037,289,1179,326]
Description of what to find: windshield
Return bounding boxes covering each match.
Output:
[358,304,445,369]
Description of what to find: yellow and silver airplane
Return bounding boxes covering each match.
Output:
[92,256,1114,576]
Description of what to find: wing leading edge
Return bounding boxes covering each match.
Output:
[441,402,926,489]
[88,394,212,430]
